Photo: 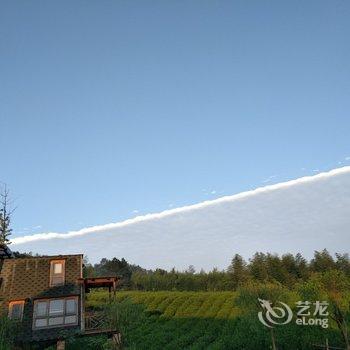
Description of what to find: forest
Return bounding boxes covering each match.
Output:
[82,249,350,291]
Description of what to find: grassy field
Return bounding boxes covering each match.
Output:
[87,291,240,319]
[79,291,343,350]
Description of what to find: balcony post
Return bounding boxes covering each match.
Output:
[56,340,65,350]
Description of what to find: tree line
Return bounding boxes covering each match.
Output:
[82,249,350,291]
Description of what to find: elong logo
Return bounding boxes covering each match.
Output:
[258,299,329,329]
[258,298,293,328]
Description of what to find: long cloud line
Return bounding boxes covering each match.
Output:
[12,166,350,246]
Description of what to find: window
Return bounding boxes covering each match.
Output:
[8,301,25,321]
[49,299,64,315]
[33,297,78,329]
[50,260,65,286]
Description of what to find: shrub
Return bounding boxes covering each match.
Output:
[0,315,15,350]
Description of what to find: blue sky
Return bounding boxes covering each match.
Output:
[1,0,349,238]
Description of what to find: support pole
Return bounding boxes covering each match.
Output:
[113,280,116,301]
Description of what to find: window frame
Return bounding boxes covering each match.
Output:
[8,300,25,321]
[32,296,79,330]
[50,259,65,287]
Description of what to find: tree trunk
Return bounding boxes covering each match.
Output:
[270,328,277,350]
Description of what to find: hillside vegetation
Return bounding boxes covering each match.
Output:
[81,290,343,350]
[75,255,350,350]
[87,291,239,319]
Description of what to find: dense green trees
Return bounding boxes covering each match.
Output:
[236,282,295,350]
[83,249,350,292]
[227,254,248,289]
[298,270,350,349]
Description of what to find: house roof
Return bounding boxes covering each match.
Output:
[8,253,84,260]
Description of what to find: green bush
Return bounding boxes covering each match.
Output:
[0,315,15,350]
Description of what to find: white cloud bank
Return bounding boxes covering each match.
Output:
[12,167,350,270]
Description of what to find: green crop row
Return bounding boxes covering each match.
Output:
[87,291,238,319]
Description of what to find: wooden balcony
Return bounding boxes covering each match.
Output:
[78,276,121,302]
[84,310,116,335]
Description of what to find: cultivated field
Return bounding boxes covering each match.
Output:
[82,291,341,350]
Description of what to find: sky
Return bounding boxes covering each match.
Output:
[12,167,350,270]
[0,1,350,238]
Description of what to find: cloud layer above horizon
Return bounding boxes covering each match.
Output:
[12,167,350,270]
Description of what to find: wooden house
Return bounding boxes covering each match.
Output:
[0,244,119,348]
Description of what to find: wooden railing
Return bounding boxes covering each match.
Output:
[84,310,115,335]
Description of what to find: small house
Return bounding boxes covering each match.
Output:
[0,244,120,348]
